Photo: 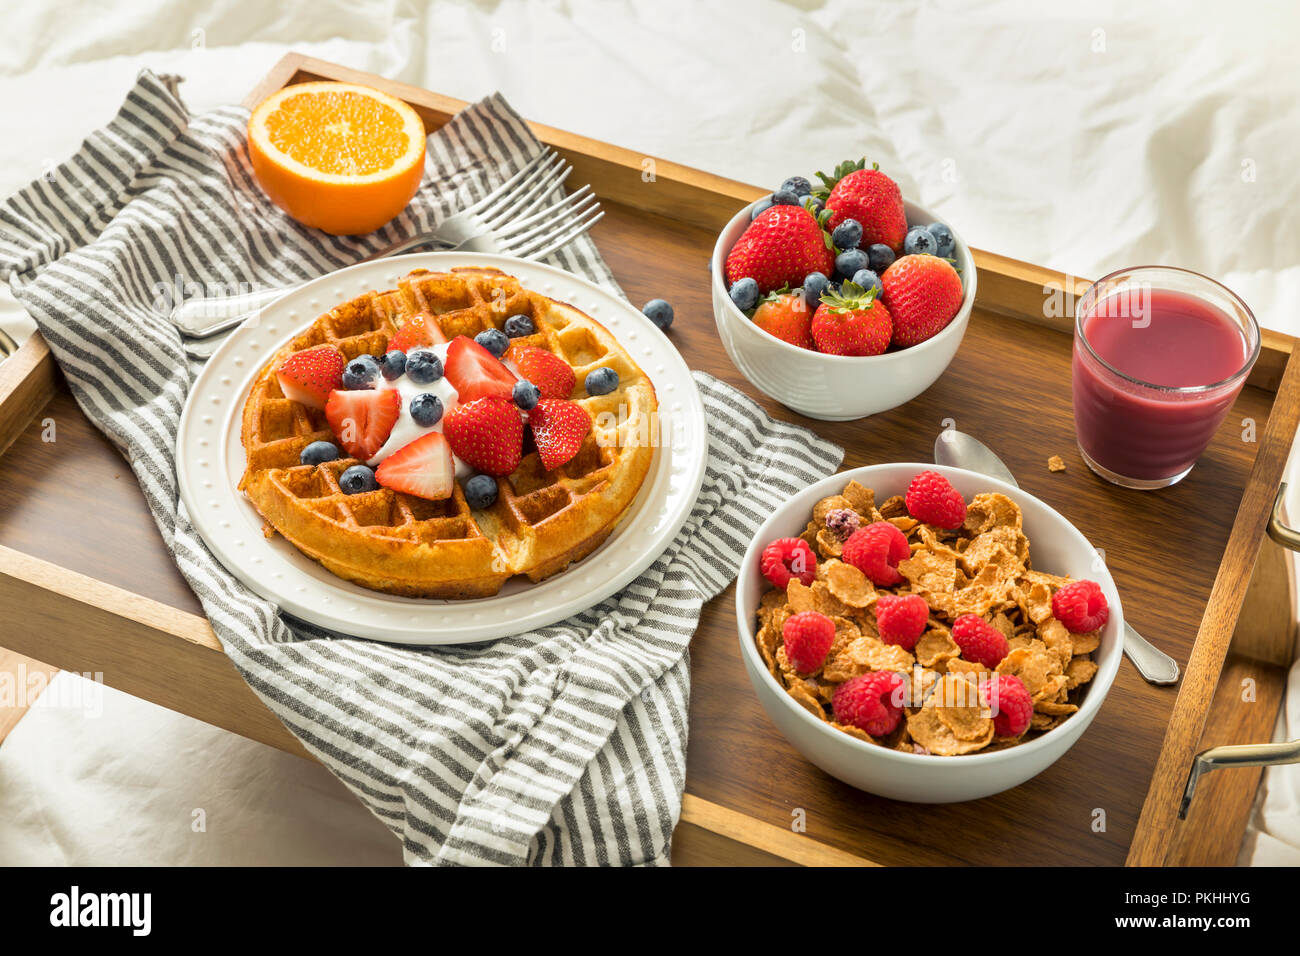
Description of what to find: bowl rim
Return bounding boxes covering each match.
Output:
[734,462,1125,768]
[711,196,979,365]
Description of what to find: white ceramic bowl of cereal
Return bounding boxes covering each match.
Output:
[735,462,1123,803]
[711,199,977,421]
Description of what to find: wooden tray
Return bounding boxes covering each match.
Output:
[1,53,1297,867]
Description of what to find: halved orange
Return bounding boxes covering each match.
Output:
[248,81,426,236]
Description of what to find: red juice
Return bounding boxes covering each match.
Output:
[1072,284,1255,486]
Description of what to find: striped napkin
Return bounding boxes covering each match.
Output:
[0,71,843,865]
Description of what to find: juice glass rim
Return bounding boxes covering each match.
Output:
[1075,264,1261,396]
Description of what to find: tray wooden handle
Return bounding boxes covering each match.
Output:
[1178,483,1300,821]
[0,328,17,358]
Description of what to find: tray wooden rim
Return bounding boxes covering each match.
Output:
[1,51,1296,867]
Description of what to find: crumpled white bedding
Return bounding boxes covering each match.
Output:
[2,0,1298,866]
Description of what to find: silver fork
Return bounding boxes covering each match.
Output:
[175,149,602,354]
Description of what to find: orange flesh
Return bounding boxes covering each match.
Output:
[264,90,410,176]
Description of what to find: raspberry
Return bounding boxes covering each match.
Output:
[782,611,836,673]
[983,673,1033,737]
[1051,579,1109,633]
[824,508,860,541]
[832,671,905,737]
[841,521,910,586]
[905,470,967,530]
[760,537,817,589]
[876,594,928,650]
[951,614,1010,668]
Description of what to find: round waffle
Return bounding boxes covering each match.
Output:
[239,266,658,599]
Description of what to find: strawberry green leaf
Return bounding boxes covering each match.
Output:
[812,158,870,200]
[818,279,880,313]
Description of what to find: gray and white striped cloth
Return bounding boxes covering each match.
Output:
[0,72,843,864]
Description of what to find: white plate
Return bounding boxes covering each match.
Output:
[177,252,707,645]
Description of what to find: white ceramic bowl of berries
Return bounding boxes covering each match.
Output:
[712,164,978,421]
[735,463,1124,803]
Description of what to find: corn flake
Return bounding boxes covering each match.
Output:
[815,528,844,558]
[915,626,961,668]
[823,636,914,683]
[1066,658,1099,688]
[825,559,875,608]
[963,492,1022,535]
[995,641,1064,698]
[879,495,908,519]
[1070,630,1101,654]
[907,704,994,756]
[899,550,959,594]
[842,480,876,516]
[785,678,825,717]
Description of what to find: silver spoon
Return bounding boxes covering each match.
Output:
[934,429,1180,686]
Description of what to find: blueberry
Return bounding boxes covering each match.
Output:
[339,464,377,495]
[300,440,339,466]
[729,278,759,312]
[585,367,619,395]
[866,243,896,273]
[750,195,774,220]
[802,272,830,311]
[342,355,379,390]
[475,328,509,358]
[463,473,498,510]
[381,350,406,381]
[406,349,443,384]
[780,176,812,198]
[835,248,869,280]
[503,314,535,338]
[927,222,955,258]
[831,218,862,250]
[642,298,674,331]
[904,225,936,256]
[851,269,882,296]
[409,393,444,427]
[512,380,540,410]
[771,188,800,207]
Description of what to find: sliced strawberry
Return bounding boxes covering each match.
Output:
[529,399,590,471]
[444,335,516,402]
[507,345,575,400]
[275,345,345,410]
[324,388,401,461]
[388,312,448,353]
[443,397,524,476]
[374,432,454,501]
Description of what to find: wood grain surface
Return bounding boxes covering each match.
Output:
[0,53,1294,867]
[0,196,1282,865]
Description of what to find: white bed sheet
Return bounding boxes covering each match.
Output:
[1,0,1297,866]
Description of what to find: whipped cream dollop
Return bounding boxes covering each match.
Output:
[364,342,521,481]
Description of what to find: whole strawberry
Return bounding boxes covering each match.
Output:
[881,254,964,348]
[443,397,524,476]
[810,281,892,356]
[812,159,908,253]
[725,204,834,294]
[752,291,814,350]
